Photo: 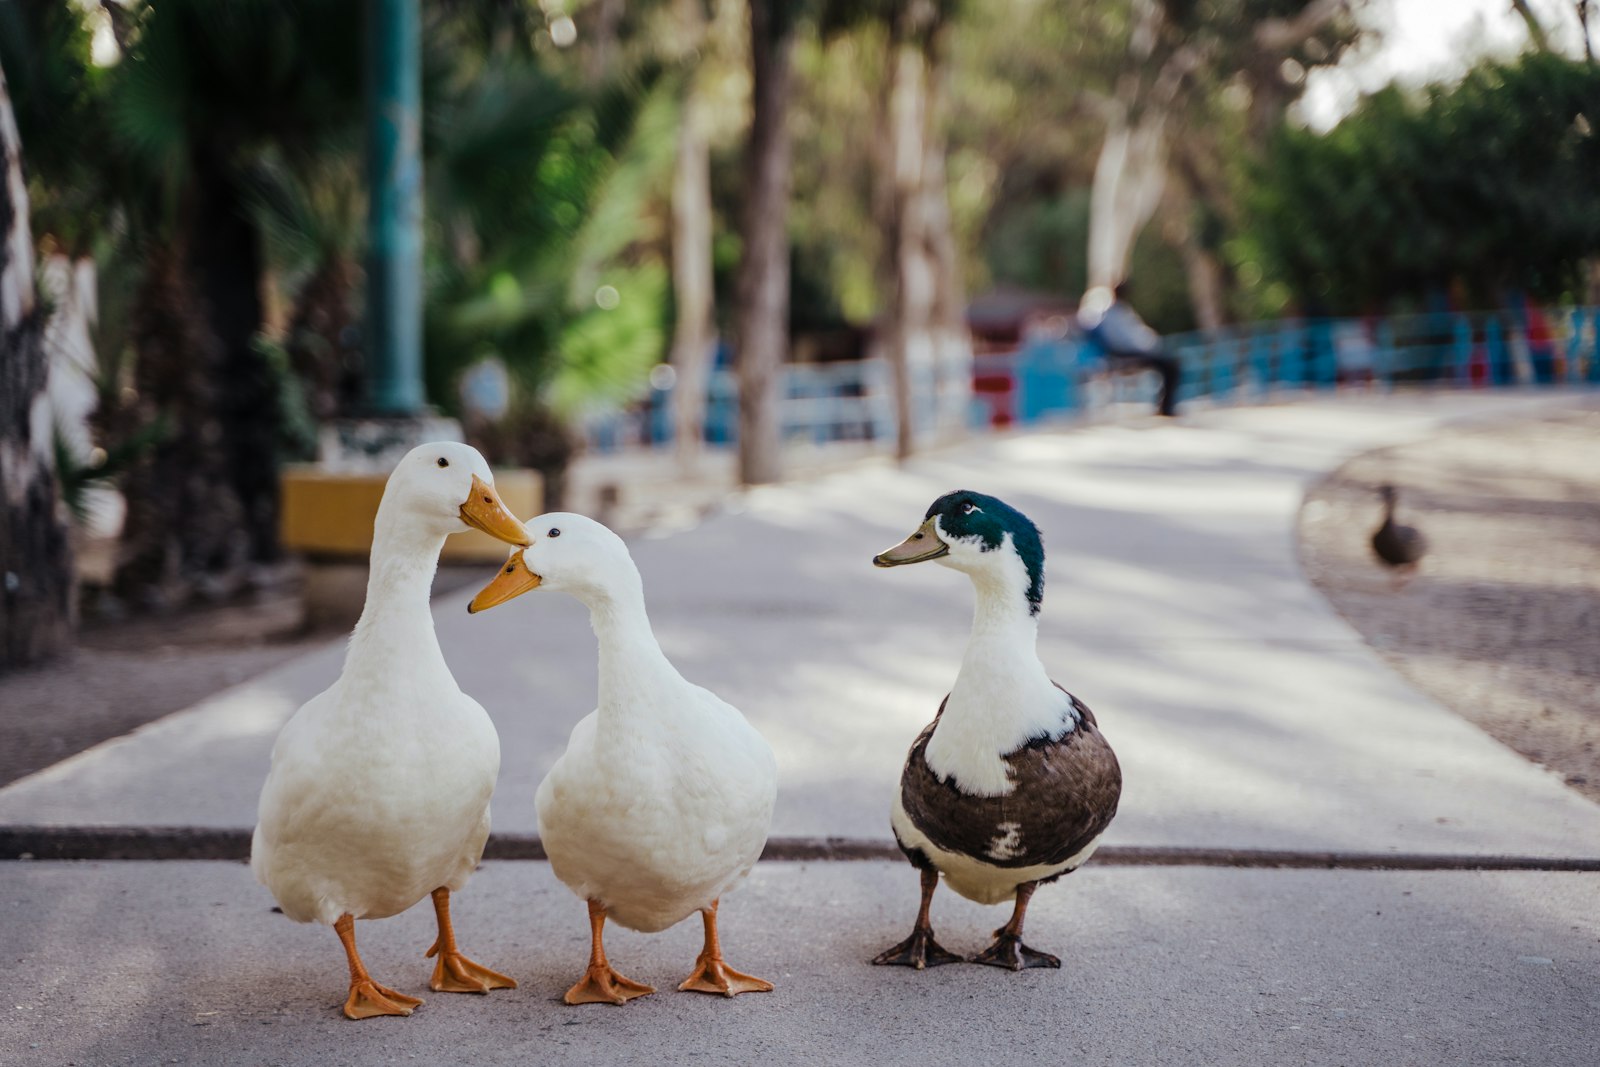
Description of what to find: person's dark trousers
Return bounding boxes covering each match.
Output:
[1105,348,1181,416]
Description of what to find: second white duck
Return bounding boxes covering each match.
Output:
[468,514,777,1004]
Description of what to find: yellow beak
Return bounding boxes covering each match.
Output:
[873,517,950,567]
[459,474,531,546]
[468,549,542,614]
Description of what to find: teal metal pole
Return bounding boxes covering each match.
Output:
[365,0,425,414]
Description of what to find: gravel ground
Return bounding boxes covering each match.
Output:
[0,567,489,789]
[1298,404,1600,804]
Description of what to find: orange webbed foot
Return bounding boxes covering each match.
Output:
[343,979,424,1020]
[564,963,656,1006]
[677,953,774,998]
[425,937,518,994]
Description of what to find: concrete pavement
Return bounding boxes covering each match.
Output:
[1,860,1596,1066]
[4,391,1600,856]
[4,389,1600,1066]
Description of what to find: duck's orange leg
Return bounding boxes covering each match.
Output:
[335,914,424,1020]
[425,887,517,994]
[563,899,655,1006]
[678,899,774,997]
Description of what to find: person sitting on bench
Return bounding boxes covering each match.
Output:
[1083,281,1181,417]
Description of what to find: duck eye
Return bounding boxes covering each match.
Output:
[961,502,975,514]
[437,457,449,468]
[548,528,561,538]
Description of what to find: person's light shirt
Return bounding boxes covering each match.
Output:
[1096,301,1161,354]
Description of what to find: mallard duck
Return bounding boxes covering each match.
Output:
[251,442,529,1020]
[871,490,1122,970]
[468,514,777,1004]
[1371,484,1427,588]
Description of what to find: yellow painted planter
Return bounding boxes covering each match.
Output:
[280,466,542,563]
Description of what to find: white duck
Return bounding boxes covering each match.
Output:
[468,514,777,1004]
[252,442,530,1020]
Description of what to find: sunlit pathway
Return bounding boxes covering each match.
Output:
[4,390,1600,856]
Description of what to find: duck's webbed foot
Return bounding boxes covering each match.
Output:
[425,888,517,994]
[970,881,1059,970]
[345,978,425,1020]
[872,925,963,969]
[970,932,1060,971]
[678,901,773,997]
[565,963,656,1006]
[679,954,774,996]
[334,914,424,1020]
[873,863,961,969]
[427,941,518,993]
[564,899,656,1006]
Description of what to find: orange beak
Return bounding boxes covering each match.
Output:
[468,549,542,614]
[459,474,531,546]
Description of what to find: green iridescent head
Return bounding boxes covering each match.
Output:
[874,490,1046,615]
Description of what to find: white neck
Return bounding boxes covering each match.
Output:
[581,581,685,725]
[924,554,1074,797]
[343,509,451,687]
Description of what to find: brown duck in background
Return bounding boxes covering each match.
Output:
[1371,484,1427,588]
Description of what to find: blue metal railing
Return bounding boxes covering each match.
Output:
[581,306,1600,450]
[583,358,908,453]
[983,305,1599,426]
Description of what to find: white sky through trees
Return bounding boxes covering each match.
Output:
[1299,0,1594,129]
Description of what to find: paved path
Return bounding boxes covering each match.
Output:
[2,860,1596,1066]
[4,392,1600,857]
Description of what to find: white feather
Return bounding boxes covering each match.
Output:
[527,516,777,933]
[924,531,1075,796]
[251,443,504,927]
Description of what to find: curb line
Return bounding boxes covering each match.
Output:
[3,827,1600,871]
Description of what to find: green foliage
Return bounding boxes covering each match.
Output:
[0,0,115,252]
[548,263,671,417]
[422,51,676,419]
[1244,52,1600,313]
[52,416,170,526]
[985,190,1091,299]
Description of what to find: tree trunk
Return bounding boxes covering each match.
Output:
[919,18,970,441]
[1509,0,1551,52]
[1087,108,1170,288]
[0,63,75,669]
[886,33,932,461]
[286,253,360,421]
[733,0,795,486]
[113,242,248,608]
[190,147,279,564]
[1179,226,1226,333]
[668,2,715,475]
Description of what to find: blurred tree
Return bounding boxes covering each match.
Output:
[1,57,75,669]
[1243,52,1600,313]
[664,0,717,475]
[734,0,800,484]
[1086,0,1363,329]
[106,0,363,603]
[815,0,966,461]
[421,12,677,498]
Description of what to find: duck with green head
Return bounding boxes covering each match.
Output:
[871,490,1122,970]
